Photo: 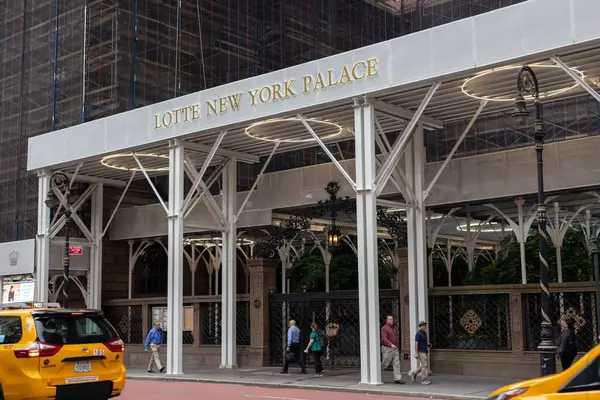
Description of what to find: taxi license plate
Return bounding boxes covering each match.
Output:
[74,361,91,373]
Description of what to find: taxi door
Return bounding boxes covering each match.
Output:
[0,314,38,399]
[31,310,124,388]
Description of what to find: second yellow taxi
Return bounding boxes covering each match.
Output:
[488,344,600,399]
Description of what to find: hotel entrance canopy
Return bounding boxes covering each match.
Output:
[27,0,600,177]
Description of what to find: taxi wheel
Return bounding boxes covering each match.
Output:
[0,384,4,400]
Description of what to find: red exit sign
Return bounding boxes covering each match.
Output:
[69,245,83,255]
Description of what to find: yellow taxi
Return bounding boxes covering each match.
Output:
[488,344,600,399]
[0,302,126,400]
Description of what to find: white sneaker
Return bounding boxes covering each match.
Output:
[422,379,431,385]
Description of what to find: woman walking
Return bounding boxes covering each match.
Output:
[557,317,577,371]
[304,323,324,376]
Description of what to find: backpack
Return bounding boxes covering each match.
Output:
[317,330,328,348]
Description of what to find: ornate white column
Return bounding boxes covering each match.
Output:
[89,183,103,309]
[36,171,51,302]
[221,157,237,368]
[406,123,428,371]
[166,140,185,375]
[354,97,382,385]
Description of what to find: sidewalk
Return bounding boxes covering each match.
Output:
[126,366,516,399]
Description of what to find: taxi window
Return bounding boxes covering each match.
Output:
[561,356,600,393]
[34,315,117,345]
[0,316,23,344]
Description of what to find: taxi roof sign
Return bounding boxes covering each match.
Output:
[0,302,62,310]
[33,302,61,308]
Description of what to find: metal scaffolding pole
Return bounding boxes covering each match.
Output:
[51,0,60,131]
[132,0,139,109]
[81,0,88,123]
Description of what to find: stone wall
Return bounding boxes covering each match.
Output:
[428,282,596,379]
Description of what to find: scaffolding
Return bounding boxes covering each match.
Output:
[0,0,538,242]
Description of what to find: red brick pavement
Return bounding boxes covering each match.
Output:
[120,380,433,400]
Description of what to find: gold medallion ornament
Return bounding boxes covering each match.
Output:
[326,322,340,339]
[460,309,483,334]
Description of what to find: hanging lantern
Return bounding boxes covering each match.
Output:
[327,226,341,247]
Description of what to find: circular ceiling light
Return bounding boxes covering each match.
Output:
[184,237,255,246]
[100,153,170,172]
[244,117,343,143]
[461,64,585,102]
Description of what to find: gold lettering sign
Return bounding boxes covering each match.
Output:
[153,57,380,130]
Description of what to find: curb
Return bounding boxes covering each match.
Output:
[126,374,486,400]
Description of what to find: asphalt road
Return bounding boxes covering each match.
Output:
[120,380,433,400]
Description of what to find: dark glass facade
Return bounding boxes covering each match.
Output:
[1,0,538,242]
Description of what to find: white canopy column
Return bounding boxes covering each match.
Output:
[354,96,381,385]
[36,171,51,302]
[89,183,103,309]
[221,157,237,368]
[166,140,185,375]
[405,123,429,371]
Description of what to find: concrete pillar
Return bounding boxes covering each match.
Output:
[248,258,278,366]
[36,171,51,302]
[354,97,382,385]
[166,140,185,375]
[221,157,237,368]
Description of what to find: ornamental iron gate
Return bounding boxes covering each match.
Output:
[269,290,401,368]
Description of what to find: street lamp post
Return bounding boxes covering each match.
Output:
[591,219,600,342]
[512,66,556,376]
[45,172,72,308]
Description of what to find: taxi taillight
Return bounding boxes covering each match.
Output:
[14,342,62,358]
[104,338,125,353]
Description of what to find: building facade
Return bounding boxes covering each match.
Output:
[0,0,532,243]
[5,0,600,383]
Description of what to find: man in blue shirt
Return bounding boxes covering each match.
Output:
[145,321,165,373]
[409,321,431,385]
[280,319,306,374]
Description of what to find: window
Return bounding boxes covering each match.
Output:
[134,244,168,296]
[34,314,117,345]
[0,316,23,344]
[561,356,600,393]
